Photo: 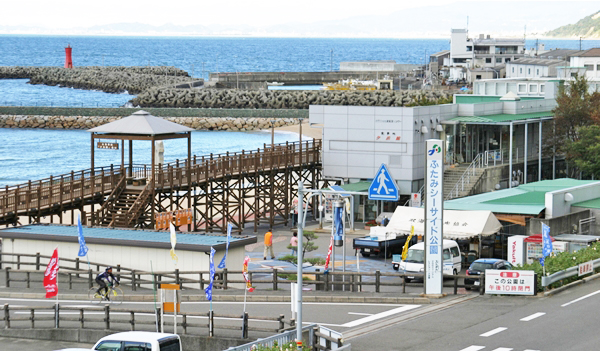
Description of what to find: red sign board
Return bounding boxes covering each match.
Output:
[43,249,60,298]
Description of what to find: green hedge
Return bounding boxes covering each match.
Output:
[0,106,309,118]
[514,240,600,292]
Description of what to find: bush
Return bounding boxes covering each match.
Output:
[513,241,600,292]
[251,341,312,351]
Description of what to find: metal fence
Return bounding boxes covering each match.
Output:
[1,252,484,296]
[541,257,600,287]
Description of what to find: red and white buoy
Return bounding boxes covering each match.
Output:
[64,45,73,68]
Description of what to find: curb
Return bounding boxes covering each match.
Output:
[0,291,430,304]
[543,271,600,297]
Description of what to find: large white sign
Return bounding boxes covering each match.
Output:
[485,269,536,295]
[425,140,443,295]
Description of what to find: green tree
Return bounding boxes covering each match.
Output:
[564,125,600,178]
[550,74,600,177]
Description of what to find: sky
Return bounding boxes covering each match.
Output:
[6,0,599,29]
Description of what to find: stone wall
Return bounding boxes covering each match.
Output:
[0,115,299,131]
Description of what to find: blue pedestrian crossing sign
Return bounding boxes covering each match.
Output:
[368,164,399,201]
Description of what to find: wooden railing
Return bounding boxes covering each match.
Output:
[125,179,153,227]
[91,174,127,227]
[0,140,321,222]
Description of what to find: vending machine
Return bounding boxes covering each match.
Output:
[524,234,568,264]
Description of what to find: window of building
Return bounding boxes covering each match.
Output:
[528,68,531,74]
[496,58,502,63]
[584,64,594,71]
[518,84,527,93]
[529,84,538,93]
[486,58,492,63]
[505,58,511,63]
[540,84,545,93]
[466,46,472,52]
[597,64,600,71]
[536,69,540,75]
[571,72,578,78]
[520,68,523,74]
[476,75,482,80]
[512,67,515,73]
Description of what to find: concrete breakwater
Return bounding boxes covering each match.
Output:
[0,66,193,94]
[132,88,454,109]
[0,115,299,131]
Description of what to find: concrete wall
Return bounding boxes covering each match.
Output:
[545,182,600,219]
[529,209,591,236]
[2,238,245,288]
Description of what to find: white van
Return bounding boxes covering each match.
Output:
[93,331,182,351]
[398,239,462,282]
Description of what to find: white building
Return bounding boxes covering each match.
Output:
[450,29,525,80]
[569,48,600,80]
[506,58,564,79]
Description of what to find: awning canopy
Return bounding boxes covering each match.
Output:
[380,206,503,240]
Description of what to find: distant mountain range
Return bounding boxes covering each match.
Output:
[1,1,599,38]
[545,11,600,38]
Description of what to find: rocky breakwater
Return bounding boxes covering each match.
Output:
[0,66,193,94]
[131,88,454,109]
[0,115,299,131]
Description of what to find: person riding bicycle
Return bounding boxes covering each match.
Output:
[96,266,119,299]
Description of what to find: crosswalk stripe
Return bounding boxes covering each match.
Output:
[491,348,513,351]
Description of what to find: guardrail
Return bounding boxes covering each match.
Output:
[1,303,292,340]
[541,258,600,287]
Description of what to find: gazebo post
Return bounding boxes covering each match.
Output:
[121,139,125,173]
[129,140,133,178]
[90,133,95,225]
[187,132,192,232]
[151,137,156,229]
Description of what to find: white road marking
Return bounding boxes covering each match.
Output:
[523,349,540,351]
[480,327,507,337]
[520,312,545,321]
[491,348,512,351]
[561,289,600,307]
[341,305,420,328]
[459,346,485,351]
[347,312,372,316]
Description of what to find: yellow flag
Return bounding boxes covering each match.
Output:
[401,225,415,261]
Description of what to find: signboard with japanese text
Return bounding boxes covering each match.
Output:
[579,261,594,276]
[425,140,443,295]
[410,193,421,207]
[485,269,536,296]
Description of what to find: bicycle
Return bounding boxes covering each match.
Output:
[88,282,124,305]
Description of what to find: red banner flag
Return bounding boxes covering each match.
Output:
[324,235,334,273]
[43,248,59,298]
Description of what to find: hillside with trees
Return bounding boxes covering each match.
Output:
[545,10,600,38]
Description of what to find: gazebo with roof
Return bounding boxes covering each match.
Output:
[88,110,194,227]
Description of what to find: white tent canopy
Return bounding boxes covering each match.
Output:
[372,206,503,240]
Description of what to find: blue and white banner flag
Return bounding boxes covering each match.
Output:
[540,223,553,267]
[218,223,233,269]
[205,247,216,301]
[77,215,88,257]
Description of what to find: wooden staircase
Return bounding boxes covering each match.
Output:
[101,188,144,227]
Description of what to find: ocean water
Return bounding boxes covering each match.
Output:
[1,36,600,107]
[0,128,302,186]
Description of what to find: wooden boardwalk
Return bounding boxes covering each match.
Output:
[0,140,323,232]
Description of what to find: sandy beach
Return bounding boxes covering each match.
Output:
[273,120,322,140]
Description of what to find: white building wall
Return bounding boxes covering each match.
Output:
[310,104,458,195]
[545,182,600,219]
[571,56,600,80]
